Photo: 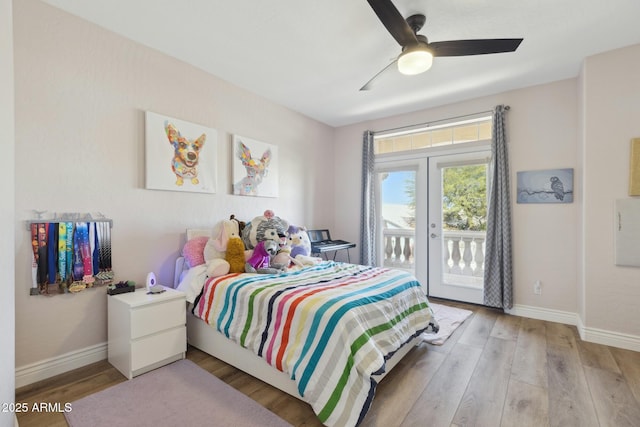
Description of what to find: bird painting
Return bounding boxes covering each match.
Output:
[517,168,573,204]
[550,176,565,201]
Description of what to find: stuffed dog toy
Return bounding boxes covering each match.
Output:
[165,122,206,186]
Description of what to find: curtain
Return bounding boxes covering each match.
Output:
[483,105,513,309]
[360,131,377,266]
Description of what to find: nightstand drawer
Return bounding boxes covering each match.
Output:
[131,326,186,371]
[130,299,186,339]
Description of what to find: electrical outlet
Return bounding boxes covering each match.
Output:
[533,280,541,295]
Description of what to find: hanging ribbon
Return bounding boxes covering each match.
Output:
[47,223,57,285]
[37,223,48,293]
[58,223,67,282]
[65,222,73,280]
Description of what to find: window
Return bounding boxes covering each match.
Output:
[374,115,492,155]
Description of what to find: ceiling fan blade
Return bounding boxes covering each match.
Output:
[360,59,398,91]
[366,0,418,46]
[429,38,523,57]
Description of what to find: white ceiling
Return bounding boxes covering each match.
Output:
[41,0,640,127]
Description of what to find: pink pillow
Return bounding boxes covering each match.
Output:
[182,236,209,268]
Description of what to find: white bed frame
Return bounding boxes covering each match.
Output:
[175,229,419,402]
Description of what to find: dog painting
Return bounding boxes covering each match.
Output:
[232,135,278,197]
[166,122,205,186]
[145,111,217,193]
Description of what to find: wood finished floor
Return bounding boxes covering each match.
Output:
[15,299,640,427]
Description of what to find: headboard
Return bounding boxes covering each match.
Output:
[173,228,214,288]
[186,228,215,240]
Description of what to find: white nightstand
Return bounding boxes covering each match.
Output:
[108,286,186,379]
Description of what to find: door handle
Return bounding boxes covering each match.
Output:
[430,233,438,238]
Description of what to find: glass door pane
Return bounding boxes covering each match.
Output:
[442,162,487,287]
[379,170,416,273]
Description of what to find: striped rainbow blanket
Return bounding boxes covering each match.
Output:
[192,261,431,427]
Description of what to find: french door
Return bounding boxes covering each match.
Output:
[376,148,489,304]
[376,159,428,294]
[427,151,489,304]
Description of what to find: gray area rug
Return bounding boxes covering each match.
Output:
[65,359,292,427]
[421,302,473,345]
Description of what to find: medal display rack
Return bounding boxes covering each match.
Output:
[26,212,112,230]
[27,212,114,296]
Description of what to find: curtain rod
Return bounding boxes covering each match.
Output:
[373,105,510,135]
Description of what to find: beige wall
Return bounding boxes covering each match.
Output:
[582,44,640,336]
[13,0,335,368]
[1,0,15,424]
[333,45,640,342]
[334,79,580,313]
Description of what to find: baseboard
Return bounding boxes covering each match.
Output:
[506,304,580,326]
[506,304,640,351]
[15,342,107,388]
[576,318,640,352]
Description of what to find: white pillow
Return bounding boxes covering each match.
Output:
[176,264,208,303]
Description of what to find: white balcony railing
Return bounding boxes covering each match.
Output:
[382,228,415,268]
[382,228,486,282]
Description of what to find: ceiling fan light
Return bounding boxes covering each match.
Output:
[398,48,433,75]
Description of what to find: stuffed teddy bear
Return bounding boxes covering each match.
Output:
[287,225,312,258]
[242,210,289,250]
[245,240,285,274]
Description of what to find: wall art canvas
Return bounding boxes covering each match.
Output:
[145,111,217,193]
[232,135,279,197]
[517,168,574,204]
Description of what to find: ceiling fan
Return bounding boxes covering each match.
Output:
[361,0,523,90]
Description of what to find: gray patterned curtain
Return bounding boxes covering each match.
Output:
[360,131,377,266]
[484,105,513,309]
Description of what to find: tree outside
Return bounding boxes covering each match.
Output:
[403,164,487,231]
[442,164,487,231]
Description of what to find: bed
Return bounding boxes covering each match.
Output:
[174,228,434,427]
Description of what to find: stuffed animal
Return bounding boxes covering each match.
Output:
[229,214,246,235]
[272,244,296,269]
[294,254,323,266]
[242,210,289,250]
[206,258,230,277]
[245,240,285,274]
[225,236,246,273]
[287,225,311,258]
[202,218,240,278]
[204,219,239,261]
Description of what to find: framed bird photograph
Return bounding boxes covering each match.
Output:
[516,168,574,204]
